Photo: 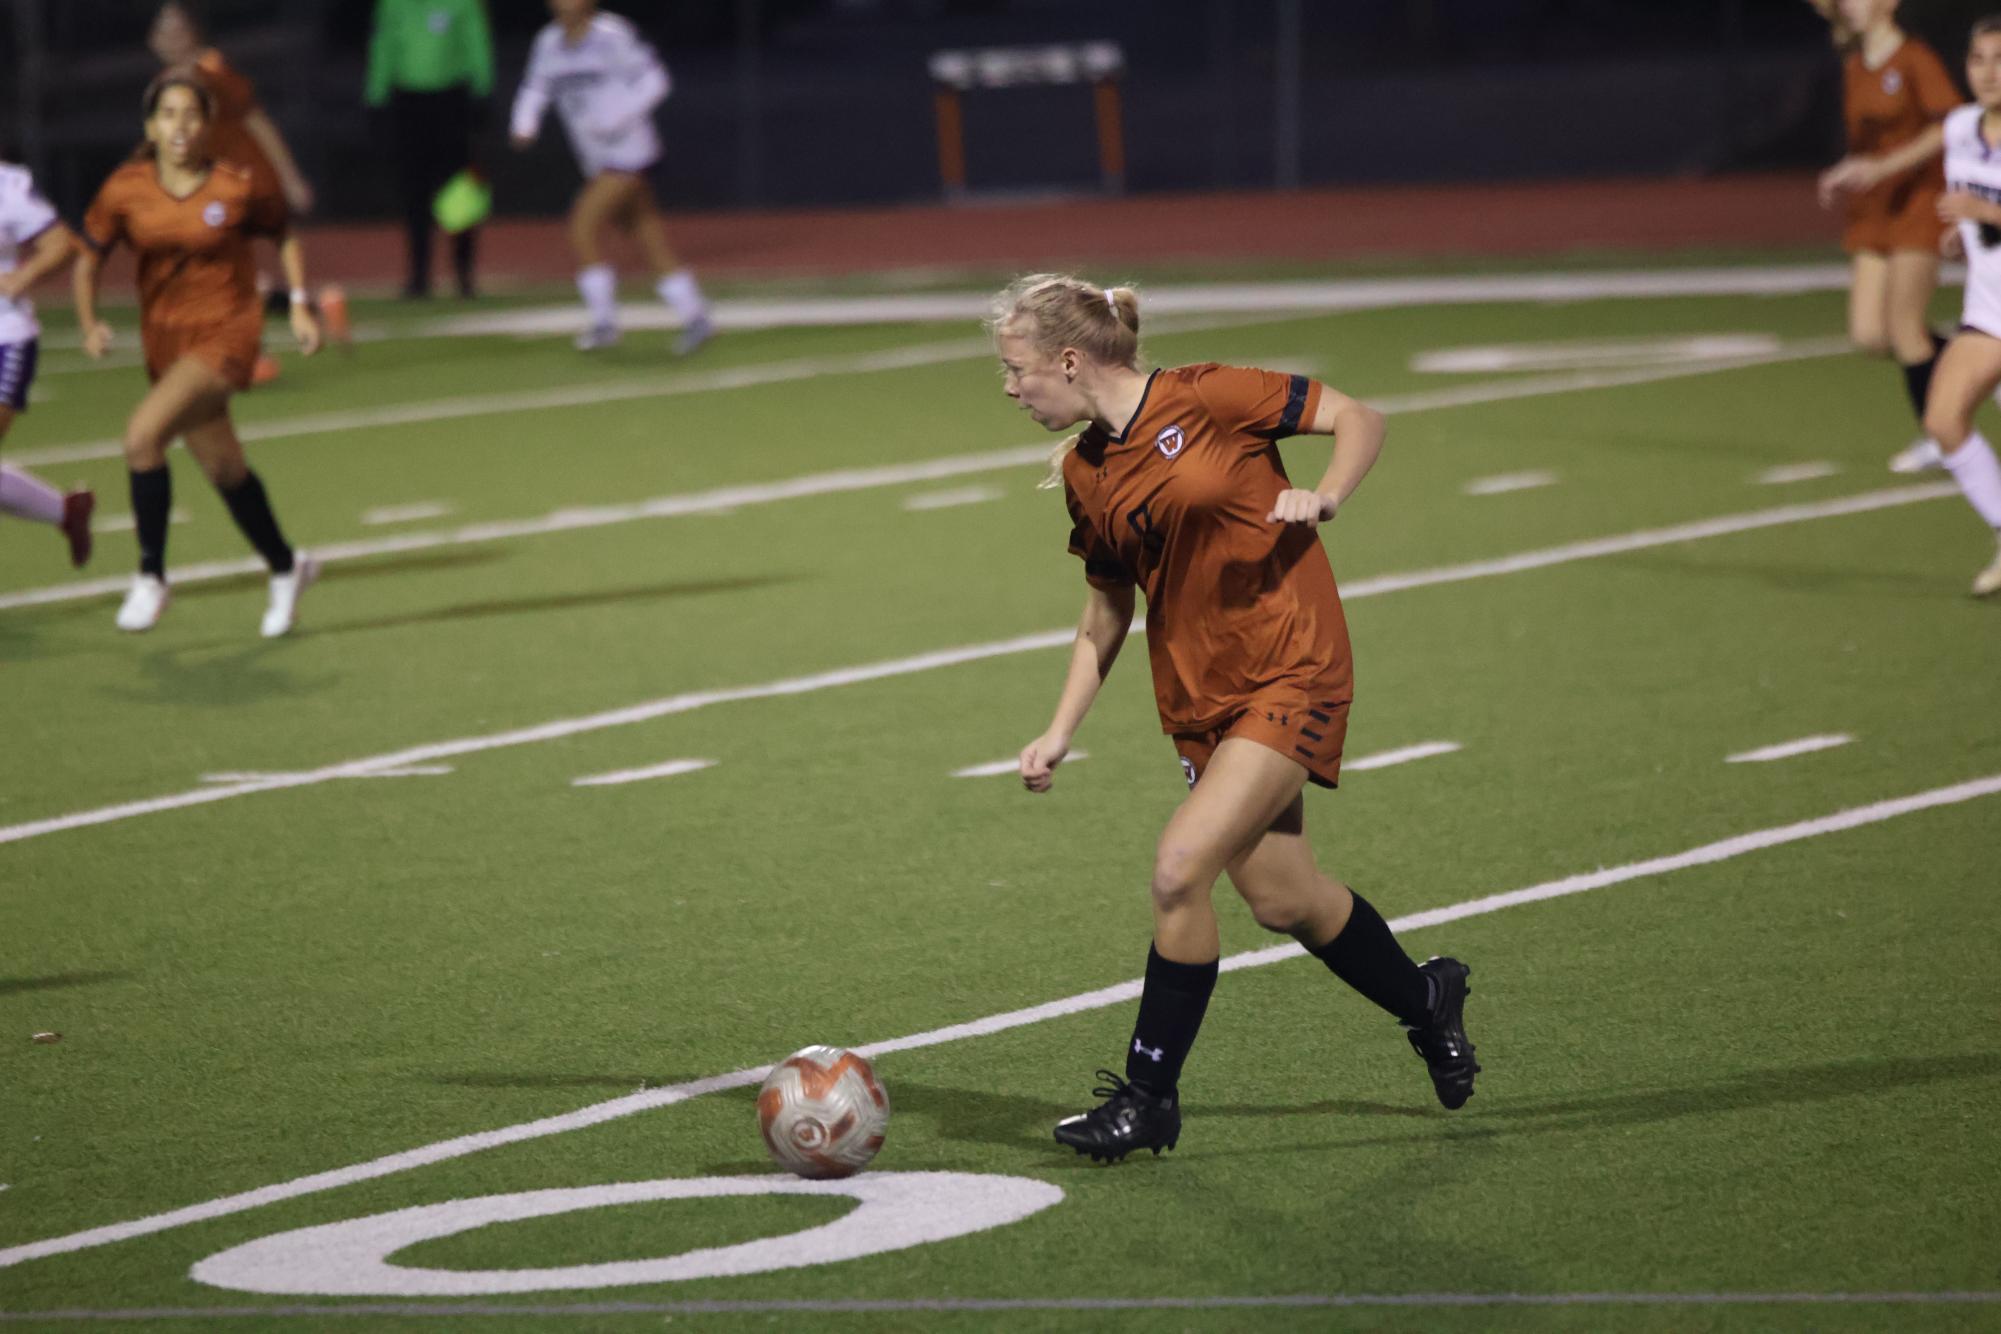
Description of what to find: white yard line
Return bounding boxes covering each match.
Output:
[1410,333,1783,375]
[1345,742,1462,772]
[0,483,1958,847]
[360,502,455,526]
[953,751,1087,778]
[10,1291,1996,1319]
[200,767,452,783]
[1462,471,1557,496]
[1727,734,1854,764]
[1753,461,1843,485]
[93,508,189,534]
[4,769,1996,1272]
[0,337,1868,614]
[570,759,715,787]
[902,485,1004,511]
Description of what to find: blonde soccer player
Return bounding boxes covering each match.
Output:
[509,0,713,354]
[994,275,1479,1161]
[75,72,321,635]
[0,161,93,567]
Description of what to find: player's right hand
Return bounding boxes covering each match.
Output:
[81,321,113,359]
[1019,731,1070,793]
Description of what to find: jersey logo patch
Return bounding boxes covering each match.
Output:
[1154,424,1186,459]
[1882,69,1904,95]
[202,201,226,228]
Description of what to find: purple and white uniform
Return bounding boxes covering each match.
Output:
[0,162,56,411]
[510,12,671,179]
[1944,105,2001,339]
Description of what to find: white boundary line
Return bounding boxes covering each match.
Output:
[953,751,1088,779]
[0,482,1958,848]
[1345,742,1461,772]
[570,759,715,788]
[0,337,1869,614]
[4,770,1996,1271]
[1727,735,1854,764]
[5,1291,1996,1319]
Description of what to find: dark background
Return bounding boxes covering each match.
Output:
[4,0,1998,220]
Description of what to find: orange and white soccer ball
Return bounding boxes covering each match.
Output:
[756,1045,890,1179]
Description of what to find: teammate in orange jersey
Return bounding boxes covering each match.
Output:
[74,72,322,637]
[1811,0,1962,472]
[146,2,338,372]
[992,275,1478,1162]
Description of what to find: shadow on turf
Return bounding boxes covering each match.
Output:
[0,970,132,997]
[308,572,796,637]
[1171,1052,2001,1157]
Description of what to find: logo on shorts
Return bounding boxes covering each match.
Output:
[1154,424,1186,459]
[1179,756,1198,789]
[1882,69,1904,95]
[201,201,226,228]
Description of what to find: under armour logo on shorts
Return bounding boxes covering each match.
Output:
[1179,756,1197,789]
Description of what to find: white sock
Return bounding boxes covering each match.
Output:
[1944,432,2001,530]
[576,264,618,328]
[657,268,707,323]
[0,464,63,525]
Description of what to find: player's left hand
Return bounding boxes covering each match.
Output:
[290,303,322,357]
[1267,488,1337,528]
[1818,155,1881,205]
[1938,189,1986,225]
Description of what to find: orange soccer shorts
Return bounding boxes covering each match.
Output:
[1844,180,1946,255]
[142,311,263,390]
[1172,694,1351,792]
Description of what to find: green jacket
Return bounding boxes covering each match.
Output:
[365,0,494,105]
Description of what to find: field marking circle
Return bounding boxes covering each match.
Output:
[189,1172,1062,1296]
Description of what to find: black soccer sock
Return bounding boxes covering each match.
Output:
[1309,891,1432,1027]
[1124,945,1219,1098]
[219,470,294,574]
[129,465,171,578]
[1901,331,1950,423]
[453,228,478,297]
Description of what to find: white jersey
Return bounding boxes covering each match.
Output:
[0,163,58,344]
[510,13,671,179]
[1945,105,2001,338]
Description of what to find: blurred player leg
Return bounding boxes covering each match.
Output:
[569,173,631,349]
[1887,249,1947,472]
[182,409,314,636]
[113,360,232,630]
[1919,330,2001,593]
[630,186,713,355]
[0,397,92,566]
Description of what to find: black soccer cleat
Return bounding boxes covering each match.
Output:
[1052,1070,1181,1162]
[1404,956,1480,1110]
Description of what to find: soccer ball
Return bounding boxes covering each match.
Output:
[756,1045,890,1179]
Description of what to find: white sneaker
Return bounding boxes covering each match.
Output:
[261,553,319,638]
[1974,544,2001,597]
[114,575,169,632]
[575,323,621,351]
[1889,438,1945,473]
[673,313,715,357]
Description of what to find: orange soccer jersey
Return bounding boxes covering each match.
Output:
[82,159,287,387]
[1842,37,1961,253]
[1061,363,1353,737]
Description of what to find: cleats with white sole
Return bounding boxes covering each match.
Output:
[575,323,621,351]
[261,553,319,638]
[114,575,169,632]
[674,314,715,357]
[1974,545,2001,598]
[1889,438,1945,474]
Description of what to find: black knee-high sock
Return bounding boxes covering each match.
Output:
[1124,945,1218,1098]
[129,465,171,578]
[1901,331,1950,423]
[453,228,478,297]
[1308,891,1431,1027]
[219,470,294,574]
